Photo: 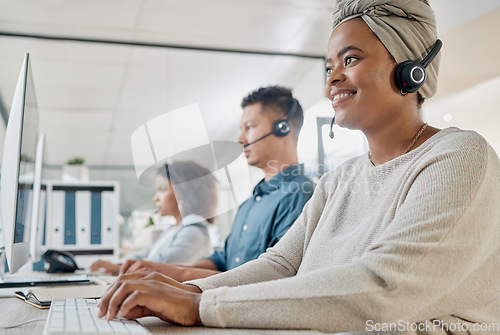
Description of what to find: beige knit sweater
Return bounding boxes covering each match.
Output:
[189,128,500,334]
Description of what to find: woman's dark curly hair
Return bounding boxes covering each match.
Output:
[157,161,218,223]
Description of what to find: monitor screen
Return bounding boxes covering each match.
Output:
[0,53,40,274]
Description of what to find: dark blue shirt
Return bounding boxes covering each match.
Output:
[207,164,314,271]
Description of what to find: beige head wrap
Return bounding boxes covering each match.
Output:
[332,0,440,99]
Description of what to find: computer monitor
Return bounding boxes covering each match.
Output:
[30,132,45,263]
[0,53,40,274]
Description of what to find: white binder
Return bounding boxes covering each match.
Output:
[75,191,91,247]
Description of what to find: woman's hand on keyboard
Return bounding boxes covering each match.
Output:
[97,271,202,326]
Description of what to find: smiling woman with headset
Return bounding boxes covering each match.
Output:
[97,0,500,333]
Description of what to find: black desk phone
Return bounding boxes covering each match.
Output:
[42,249,80,273]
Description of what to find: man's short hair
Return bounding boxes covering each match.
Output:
[241,86,304,135]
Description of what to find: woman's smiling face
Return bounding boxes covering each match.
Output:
[325,18,403,132]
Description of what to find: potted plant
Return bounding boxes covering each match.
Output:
[62,157,89,182]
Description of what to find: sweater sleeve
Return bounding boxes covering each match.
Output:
[188,176,327,290]
[196,135,500,333]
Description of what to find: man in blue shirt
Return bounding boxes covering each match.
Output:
[120,86,315,280]
[209,163,313,271]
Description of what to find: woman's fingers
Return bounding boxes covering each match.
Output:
[99,279,201,326]
[118,289,165,320]
[106,280,140,320]
[98,272,150,316]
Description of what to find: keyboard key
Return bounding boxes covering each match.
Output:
[123,319,151,334]
[109,319,129,333]
[43,298,151,334]
[93,318,115,333]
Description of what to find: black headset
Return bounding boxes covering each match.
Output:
[329,116,335,139]
[395,39,442,94]
[244,99,298,148]
[273,99,297,137]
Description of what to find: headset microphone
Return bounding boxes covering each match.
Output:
[329,116,335,139]
[243,99,298,148]
[395,39,442,94]
[243,131,273,148]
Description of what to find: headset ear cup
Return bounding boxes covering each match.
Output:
[273,120,291,137]
[395,60,426,94]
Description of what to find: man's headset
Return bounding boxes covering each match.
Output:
[244,99,298,148]
[329,39,442,138]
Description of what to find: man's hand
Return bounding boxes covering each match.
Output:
[120,260,182,277]
[120,259,221,282]
[90,260,121,275]
[98,272,202,325]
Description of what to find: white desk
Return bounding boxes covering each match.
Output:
[0,296,325,334]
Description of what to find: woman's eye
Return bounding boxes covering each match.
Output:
[345,56,358,66]
[326,67,333,75]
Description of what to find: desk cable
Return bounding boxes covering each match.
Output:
[0,318,46,329]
